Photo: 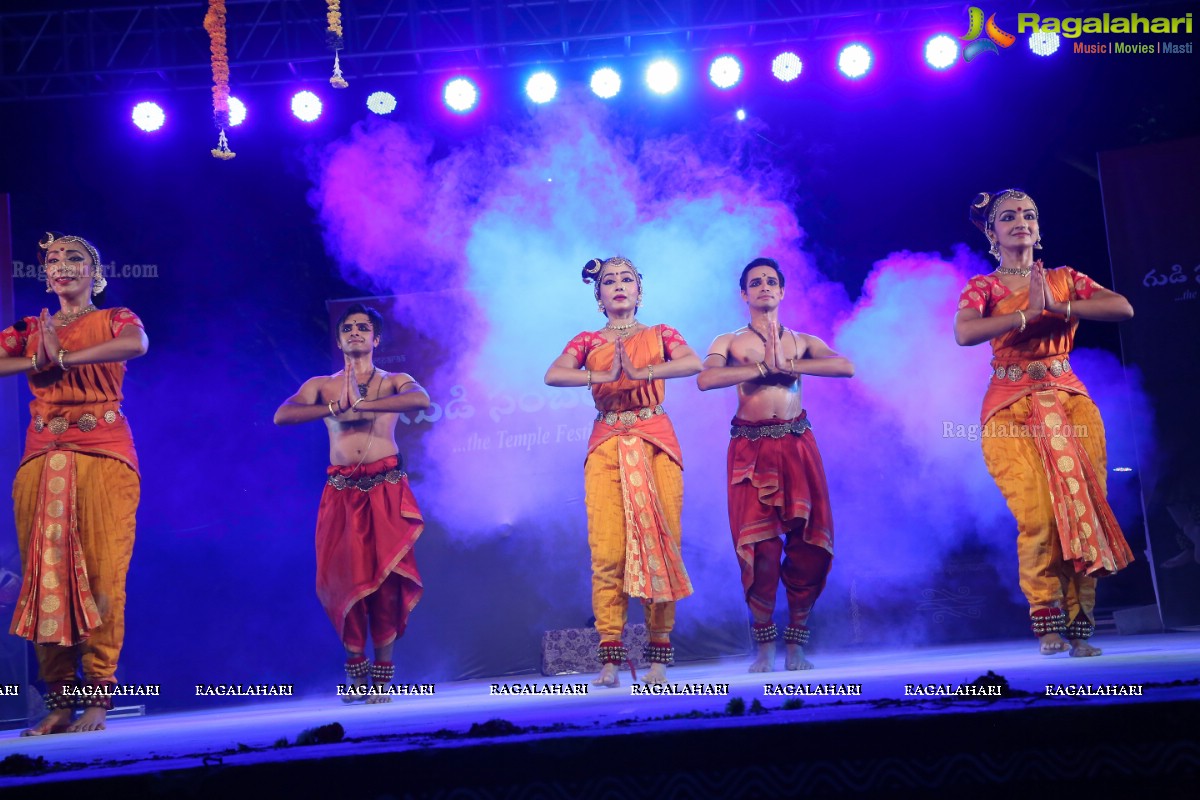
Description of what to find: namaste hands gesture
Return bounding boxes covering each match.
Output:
[36,309,60,370]
[758,321,806,375]
[1026,262,1067,317]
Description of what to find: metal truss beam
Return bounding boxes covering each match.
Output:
[0,0,1182,102]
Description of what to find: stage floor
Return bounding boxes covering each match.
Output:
[2,632,1199,796]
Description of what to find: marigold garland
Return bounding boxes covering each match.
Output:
[326,0,348,88]
[204,0,235,158]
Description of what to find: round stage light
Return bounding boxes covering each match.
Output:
[709,55,742,89]
[367,91,398,115]
[736,109,746,121]
[590,67,621,99]
[837,44,872,79]
[771,52,803,82]
[526,72,558,104]
[291,90,322,122]
[924,34,959,70]
[444,77,479,113]
[131,101,165,132]
[1029,31,1061,57]
[645,60,680,95]
[227,96,246,126]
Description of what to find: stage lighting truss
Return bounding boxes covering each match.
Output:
[709,55,742,89]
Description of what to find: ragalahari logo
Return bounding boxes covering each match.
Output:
[961,7,1016,61]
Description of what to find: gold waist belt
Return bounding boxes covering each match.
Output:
[992,356,1072,382]
[327,469,406,491]
[595,404,666,426]
[33,409,124,435]
[730,417,812,441]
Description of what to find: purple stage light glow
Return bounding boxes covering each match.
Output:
[526,72,558,104]
[709,55,742,89]
[444,77,479,113]
[646,59,680,94]
[771,52,802,82]
[367,91,398,115]
[1029,31,1061,56]
[590,67,621,99]
[838,44,872,79]
[227,96,246,126]
[924,35,959,70]
[131,101,165,132]
[291,90,322,122]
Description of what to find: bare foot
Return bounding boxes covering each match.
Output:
[642,663,669,685]
[785,643,814,670]
[593,662,620,688]
[21,708,72,736]
[342,674,369,703]
[1039,633,1070,655]
[1069,639,1102,657]
[748,641,775,673]
[66,706,106,733]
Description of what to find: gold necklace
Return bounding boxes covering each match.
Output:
[605,320,637,334]
[53,304,97,325]
[995,265,1031,277]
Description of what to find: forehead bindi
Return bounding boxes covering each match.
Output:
[747,268,779,283]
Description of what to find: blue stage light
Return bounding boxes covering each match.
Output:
[444,78,479,113]
[924,35,959,70]
[131,102,165,132]
[646,60,680,95]
[709,56,742,89]
[838,44,872,79]
[291,91,322,122]
[526,72,557,104]
[771,52,803,82]
[366,91,397,115]
[590,67,621,99]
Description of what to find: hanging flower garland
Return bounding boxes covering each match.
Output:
[204,0,235,159]
[326,0,348,88]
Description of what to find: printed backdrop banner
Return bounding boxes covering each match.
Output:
[1099,136,1200,628]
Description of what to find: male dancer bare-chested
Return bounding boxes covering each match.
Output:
[698,258,854,672]
[274,304,428,701]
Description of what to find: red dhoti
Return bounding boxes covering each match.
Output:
[315,455,423,651]
[727,414,833,629]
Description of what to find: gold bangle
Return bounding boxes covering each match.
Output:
[1016,310,1027,333]
[328,401,338,416]
[57,349,70,371]
[1065,299,1072,321]
[352,397,365,410]
[646,363,654,381]
[756,361,768,377]
[30,353,39,372]
[586,370,592,388]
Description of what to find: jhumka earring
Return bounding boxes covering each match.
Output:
[1034,236,1044,250]
[988,236,1001,262]
[597,301,606,314]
